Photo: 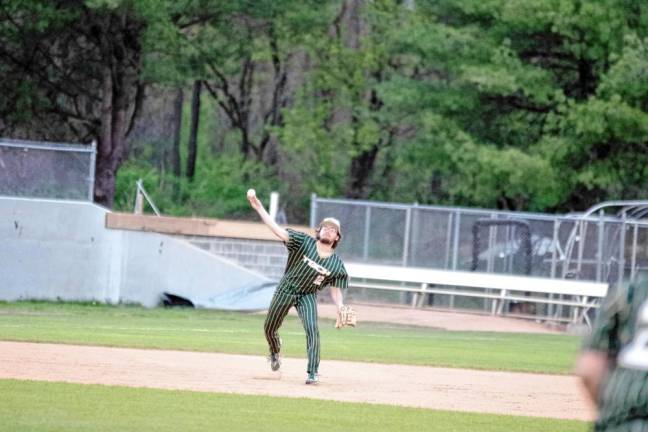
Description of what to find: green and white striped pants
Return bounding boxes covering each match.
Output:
[264,287,320,375]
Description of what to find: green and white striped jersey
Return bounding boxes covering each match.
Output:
[277,228,348,295]
[586,280,648,431]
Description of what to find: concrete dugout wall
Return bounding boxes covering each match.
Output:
[0,197,270,307]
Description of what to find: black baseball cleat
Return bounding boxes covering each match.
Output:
[305,373,319,385]
[269,353,281,371]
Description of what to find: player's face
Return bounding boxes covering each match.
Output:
[318,225,339,244]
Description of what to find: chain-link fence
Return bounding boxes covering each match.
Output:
[311,196,648,314]
[0,138,96,201]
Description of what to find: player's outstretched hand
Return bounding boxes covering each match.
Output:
[247,189,262,211]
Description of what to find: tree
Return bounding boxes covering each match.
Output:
[158,0,338,165]
[186,80,201,180]
[0,0,199,207]
[3,0,646,216]
[367,0,648,211]
[278,0,412,203]
[170,87,183,178]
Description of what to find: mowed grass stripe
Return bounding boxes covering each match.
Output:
[0,302,582,374]
[0,379,589,432]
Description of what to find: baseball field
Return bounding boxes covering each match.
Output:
[0,301,593,431]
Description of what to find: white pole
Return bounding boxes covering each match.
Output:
[134,179,144,214]
[88,140,97,202]
[269,191,279,221]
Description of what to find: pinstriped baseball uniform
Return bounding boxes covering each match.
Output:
[586,280,648,431]
[264,228,348,375]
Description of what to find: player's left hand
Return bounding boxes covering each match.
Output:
[335,305,357,328]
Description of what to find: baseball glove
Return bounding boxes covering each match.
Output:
[335,305,357,328]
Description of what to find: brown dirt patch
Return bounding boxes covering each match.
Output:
[0,341,594,421]
[0,303,590,420]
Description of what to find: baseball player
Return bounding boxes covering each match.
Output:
[246,189,348,385]
[576,279,648,431]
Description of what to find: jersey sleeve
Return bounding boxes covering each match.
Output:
[285,228,307,252]
[586,309,619,353]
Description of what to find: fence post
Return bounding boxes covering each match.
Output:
[452,210,461,271]
[269,191,279,221]
[618,210,627,286]
[577,219,587,277]
[402,207,412,266]
[309,193,317,227]
[134,179,144,214]
[402,206,414,306]
[363,206,371,260]
[596,210,604,282]
[487,214,497,313]
[548,219,560,317]
[444,212,453,269]
[88,140,97,202]
[631,223,638,283]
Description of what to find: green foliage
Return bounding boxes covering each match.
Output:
[362,0,648,211]
[278,102,349,199]
[116,86,279,218]
[3,0,647,215]
[381,114,565,210]
[598,34,648,107]
[115,154,278,218]
[544,97,648,202]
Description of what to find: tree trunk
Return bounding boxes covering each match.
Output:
[171,87,184,177]
[94,62,117,207]
[94,160,118,208]
[347,144,380,199]
[93,20,139,208]
[339,0,377,199]
[345,0,363,49]
[186,80,202,181]
[0,4,147,208]
[345,86,385,199]
[93,70,133,207]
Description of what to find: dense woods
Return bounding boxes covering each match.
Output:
[1,0,647,222]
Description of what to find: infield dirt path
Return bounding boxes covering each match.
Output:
[0,341,595,421]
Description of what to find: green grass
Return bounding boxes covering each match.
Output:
[0,301,582,374]
[0,379,589,432]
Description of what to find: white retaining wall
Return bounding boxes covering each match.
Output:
[0,197,270,307]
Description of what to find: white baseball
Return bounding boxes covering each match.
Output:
[247,188,256,198]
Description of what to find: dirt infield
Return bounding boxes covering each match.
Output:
[0,306,595,421]
[0,340,595,421]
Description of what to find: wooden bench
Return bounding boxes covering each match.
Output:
[345,262,609,325]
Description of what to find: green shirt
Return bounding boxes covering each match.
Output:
[586,280,648,431]
[278,228,348,295]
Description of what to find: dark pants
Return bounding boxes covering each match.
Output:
[264,288,320,374]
